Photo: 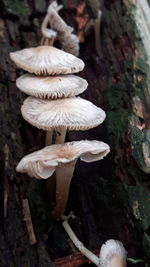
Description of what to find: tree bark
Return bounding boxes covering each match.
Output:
[0,0,150,266]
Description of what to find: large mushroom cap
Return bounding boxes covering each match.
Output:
[16,140,110,179]
[16,74,88,99]
[9,46,84,75]
[21,96,106,131]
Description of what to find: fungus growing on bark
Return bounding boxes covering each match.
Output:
[62,215,127,266]
[10,45,85,145]
[16,74,88,99]
[41,13,57,46]
[99,239,127,267]
[21,96,106,144]
[16,140,110,218]
[10,46,84,75]
[41,1,79,56]
[10,12,108,221]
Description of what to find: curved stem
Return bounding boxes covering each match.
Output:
[62,218,100,266]
[41,11,57,46]
[52,160,77,219]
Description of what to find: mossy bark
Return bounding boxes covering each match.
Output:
[0,0,150,266]
[91,0,150,264]
[0,1,54,266]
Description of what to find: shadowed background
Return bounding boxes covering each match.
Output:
[0,0,150,266]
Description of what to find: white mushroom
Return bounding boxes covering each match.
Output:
[21,96,106,144]
[16,140,110,218]
[99,239,127,267]
[9,46,84,75]
[41,11,57,46]
[41,1,79,55]
[58,32,80,57]
[47,1,72,34]
[16,74,88,99]
[62,215,127,267]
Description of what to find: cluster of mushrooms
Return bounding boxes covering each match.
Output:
[10,45,109,218]
[9,2,127,266]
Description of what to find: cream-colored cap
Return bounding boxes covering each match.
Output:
[16,140,110,179]
[10,46,84,75]
[21,96,106,131]
[16,74,88,98]
[100,240,127,267]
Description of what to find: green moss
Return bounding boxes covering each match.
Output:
[127,166,144,183]
[101,0,150,261]
[130,119,150,173]
[126,184,150,231]
[4,0,30,16]
[143,233,150,259]
[107,111,129,149]
[33,18,40,28]
[106,84,123,110]
[35,0,46,12]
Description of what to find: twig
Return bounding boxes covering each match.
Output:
[3,177,8,217]
[4,144,9,217]
[22,199,37,245]
[54,250,99,267]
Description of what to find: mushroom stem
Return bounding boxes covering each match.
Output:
[45,130,54,205]
[85,10,102,57]
[55,127,66,144]
[52,159,77,219]
[94,10,102,57]
[41,11,57,46]
[109,256,126,267]
[45,130,53,146]
[62,217,100,266]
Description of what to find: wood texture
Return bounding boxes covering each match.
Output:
[0,0,150,266]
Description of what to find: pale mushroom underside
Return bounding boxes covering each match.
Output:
[16,140,110,179]
[21,96,106,131]
[16,74,88,98]
[99,239,127,267]
[10,46,84,75]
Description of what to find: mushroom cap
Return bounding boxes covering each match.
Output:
[100,239,127,267]
[16,74,88,99]
[9,46,84,75]
[16,140,110,179]
[21,96,106,131]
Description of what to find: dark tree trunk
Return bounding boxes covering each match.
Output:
[0,0,150,266]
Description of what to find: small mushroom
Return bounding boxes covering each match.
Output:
[47,1,73,34]
[16,140,110,218]
[58,32,80,57]
[16,74,88,99]
[46,1,79,56]
[99,239,127,267]
[85,10,102,57]
[41,12,57,46]
[9,46,84,75]
[21,96,106,144]
[62,214,127,267]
